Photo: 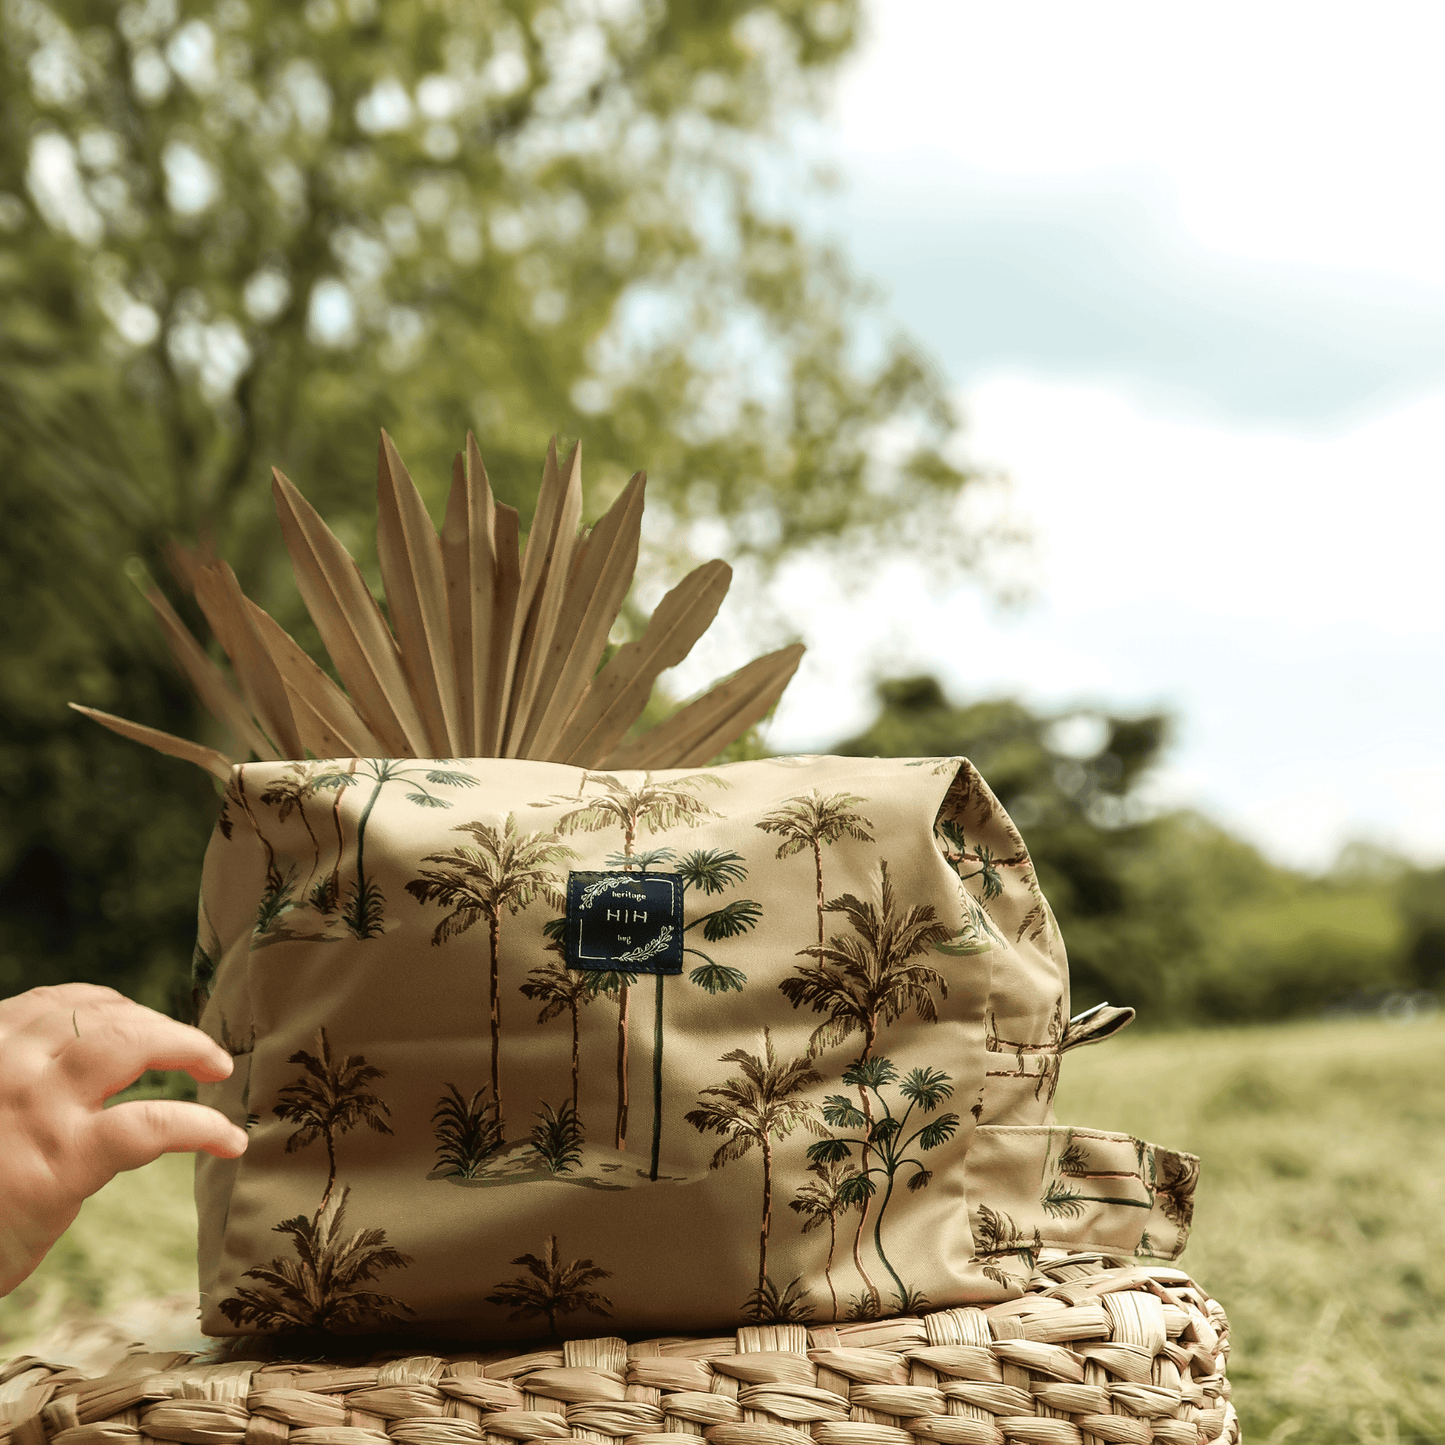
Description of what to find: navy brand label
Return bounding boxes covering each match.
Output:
[565,871,684,975]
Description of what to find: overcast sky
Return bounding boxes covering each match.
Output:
[755,0,1445,869]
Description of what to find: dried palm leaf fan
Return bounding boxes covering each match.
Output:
[69,432,804,775]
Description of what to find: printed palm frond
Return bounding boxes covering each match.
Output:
[71,436,802,771]
[530,1099,584,1174]
[781,861,953,1058]
[486,1235,612,1337]
[272,1028,392,1217]
[744,1275,816,1324]
[431,1083,503,1178]
[686,1028,827,1300]
[757,791,875,858]
[217,1187,413,1332]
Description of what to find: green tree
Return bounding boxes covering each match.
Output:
[757,790,874,950]
[834,674,1412,1026]
[271,1027,393,1219]
[519,921,599,1130]
[684,1026,823,1315]
[405,813,573,1130]
[624,844,762,1182]
[314,758,477,938]
[779,858,952,1310]
[549,770,724,1150]
[0,0,983,1013]
[259,761,327,901]
[806,1057,959,1311]
[788,1157,861,1323]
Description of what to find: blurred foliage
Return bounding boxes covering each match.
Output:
[835,675,1425,1027]
[0,0,983,1010]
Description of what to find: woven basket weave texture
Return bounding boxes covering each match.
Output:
[0,1256,1237,1445]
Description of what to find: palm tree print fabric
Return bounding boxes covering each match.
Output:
[191,755,1198,1338]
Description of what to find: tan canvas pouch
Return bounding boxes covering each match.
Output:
[194,753,1198,1338]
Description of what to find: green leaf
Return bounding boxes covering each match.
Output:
[842,1056,897,1090]
[822,1095,866,1129]
[676,848,748,895]
[406,792,452,808]
[806,1138,854,1165]
[901,1066,953,1109]
[688,961,747,994]
[917,1113,960,1151]
[869,1117,901,1146]
[699,897,762,941]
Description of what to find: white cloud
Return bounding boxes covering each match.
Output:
[837,0,1445,288]
[762,372,1445,868]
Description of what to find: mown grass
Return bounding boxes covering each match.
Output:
[1,1017,1440,1442]
[1056,1014,1445,1444]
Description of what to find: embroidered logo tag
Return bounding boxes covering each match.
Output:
[565,871,684,975]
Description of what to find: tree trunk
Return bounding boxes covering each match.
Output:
[649,971,665,1180]
[316,1131,337,1223]
[296,796,321,899]
[615,985,630,1150]
[235,769,279,888]
[488,909,504,1127]
[569,996,581,1125]
[616,822,635,1149]
[324,773,348,912]
[825,1214,839,1321]
[812,835,825,951]
[758,1135,773,1296]
[851,1021,880,1310]
[353,774,385,904]
[872,1168,905,1307]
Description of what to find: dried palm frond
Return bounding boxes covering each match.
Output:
[70,432,802,773]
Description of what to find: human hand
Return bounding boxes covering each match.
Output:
[0,983,248,1297]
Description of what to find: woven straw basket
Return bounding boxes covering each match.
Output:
[0,1254,1236,1445]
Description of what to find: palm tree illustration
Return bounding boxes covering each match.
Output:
[217,1186,414,1331]
[1152,1147,1198,1231]
[547,771,727,1151]
[486,1235,613,1337]
[310,758,479,939]
[228,768,293,931]
[271,1028,394,1220]
[788,1158,863,1322]
[971,1202,1043,1286]
[779,860,952,1309]
[756,790,874,951]
[431,1082,503,1177]
[260,762,327,901]
[807,1058,958,1311]
[985,996,1065,1104]
[520,918,600,1130]
[626,845,762,1182]
[308,760,358,914]
[685,1028,825,1319]
[406,814,574,1132]
[1041,1128,1152,1217]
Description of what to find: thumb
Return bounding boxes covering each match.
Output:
[91,1100,249,1177]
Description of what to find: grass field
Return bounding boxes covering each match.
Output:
[1056,1014,1445,1444]
[2,1016,1441,1442]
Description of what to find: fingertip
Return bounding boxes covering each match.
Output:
[205,1126,249,1159]
[190,1050,234,1083]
